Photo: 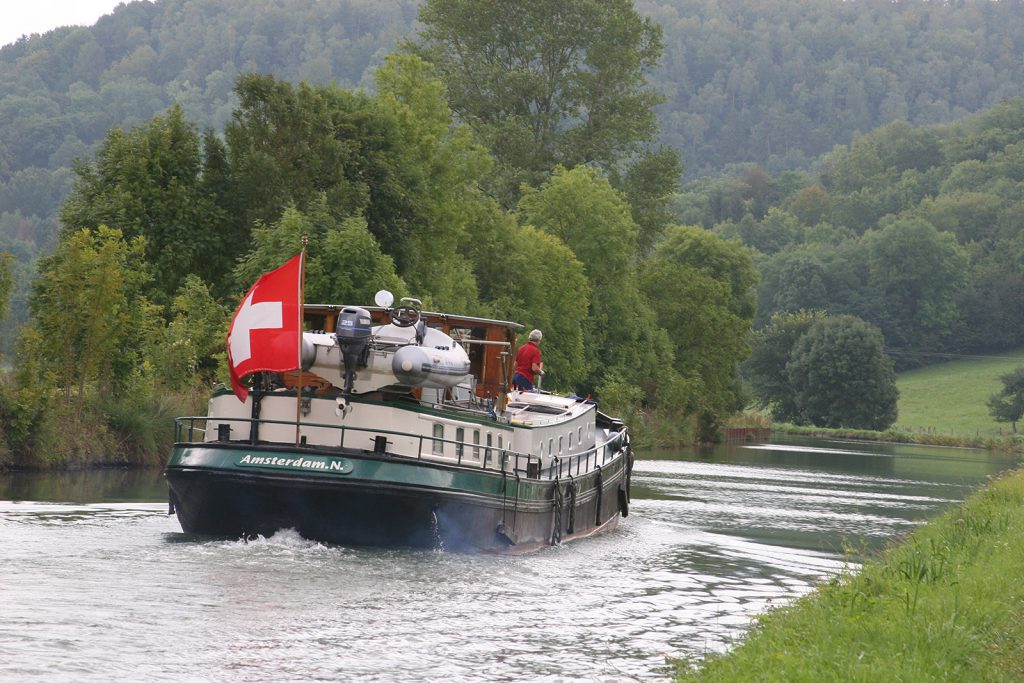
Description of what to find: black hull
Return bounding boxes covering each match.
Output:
[165,444,630,552]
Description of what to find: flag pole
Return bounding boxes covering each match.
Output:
[295,235,308,446]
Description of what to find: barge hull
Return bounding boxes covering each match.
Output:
[166,444,626,552]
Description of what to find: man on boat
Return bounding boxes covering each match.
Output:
[512,329,544,391]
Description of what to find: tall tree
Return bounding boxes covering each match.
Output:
[28,226,150,412]
[517,165,670,393]
[224,74,371,243]
[58,105,228,304]
[483,223,592,391]
[640,226,759,424]
[226,64,499,311]
[373,53,496,310]
[863,217,966,353]
[408,0,676,212]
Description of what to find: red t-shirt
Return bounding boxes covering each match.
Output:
[514,341,541,382]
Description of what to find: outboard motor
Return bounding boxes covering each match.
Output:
[335,306,373,402]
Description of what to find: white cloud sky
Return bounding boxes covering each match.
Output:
[1,0,128,48]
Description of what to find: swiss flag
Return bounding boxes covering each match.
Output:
[226,253,304,401]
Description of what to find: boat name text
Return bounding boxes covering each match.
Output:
[237,454,353,474]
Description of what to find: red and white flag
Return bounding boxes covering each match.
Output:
[226,253,304,402]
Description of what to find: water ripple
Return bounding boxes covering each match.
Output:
[0,440,1012,681]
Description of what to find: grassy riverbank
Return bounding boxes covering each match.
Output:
[895,349,1024,438]
[674,466,1024,682]
[749,349,1024,453]
[769,422,1024,454]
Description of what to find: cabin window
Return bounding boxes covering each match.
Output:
[558,435,564,455]
[432,424,444,455]
[539,441,545,457]
[549,437,554,455]
[578,426,583,444]
[498,434,503,450]
[473,430,481,460]
[568,432,573,451]
[485,432,493,465]
[456,427,465,459]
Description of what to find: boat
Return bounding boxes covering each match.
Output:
[164,292,634,552]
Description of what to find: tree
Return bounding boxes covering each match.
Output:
[373,53,496,310]
[58,105,228,305]
[863,217,966,353]
[715,207,803,255]
[754,236,879,332]
[618,146,683,255]
[149,275,229,389]
[786,315,899,430]
[408,0,673,207]
[987,367,1024,433]
[744,310,827,423]
[226,64,498,311]
[640,226,759,425]
[517,165,664,393]
[650,225,759,320]
[27,226,151,413]
[787,184,832,227]
[232,203,406,308]
[484,224,591,391]
[224,75,370,243]
[0,253,13,324]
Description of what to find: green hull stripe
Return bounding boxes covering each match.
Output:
[168,445,622,503]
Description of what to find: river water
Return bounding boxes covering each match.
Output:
[0,437,1016,681]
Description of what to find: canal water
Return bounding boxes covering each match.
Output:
[0,437,1016,681]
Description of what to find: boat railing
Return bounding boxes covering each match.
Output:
[173,415,545,478]
[174,416,628,481]
[548,429,627,480]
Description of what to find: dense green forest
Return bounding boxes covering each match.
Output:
[688,96,1024,426]
[643,0,1024,176]
[3,0,1024,465]
[686,100,1024,356]
[4,0,1024,351]
[1,0,758,467]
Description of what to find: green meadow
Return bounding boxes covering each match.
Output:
[895,349,1024,437]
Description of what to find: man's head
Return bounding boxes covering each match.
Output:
[529,329,542,342]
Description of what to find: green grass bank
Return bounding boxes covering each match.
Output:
[674,467,1024,682]
[762,349,1024,452]
[895,349,1024,438]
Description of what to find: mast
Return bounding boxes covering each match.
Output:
[294,234,308,445]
